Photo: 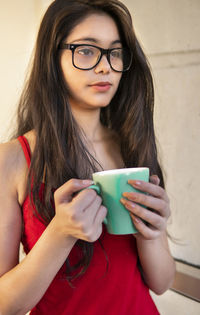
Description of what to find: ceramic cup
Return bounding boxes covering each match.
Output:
[88,167,149,235]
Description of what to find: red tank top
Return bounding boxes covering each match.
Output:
[18,135,159,315]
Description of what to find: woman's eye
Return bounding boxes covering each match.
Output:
[111,50,122,58]
[77,48,94,56]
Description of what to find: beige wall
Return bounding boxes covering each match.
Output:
[0,0,34,140]
[123,0,200,265]
[0,0,49,141]
[0,1,199,266]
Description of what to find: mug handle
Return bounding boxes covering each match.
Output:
[87,184,108,225]
[87,184,101,194]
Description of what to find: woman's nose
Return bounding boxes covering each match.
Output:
[94,54,111,74]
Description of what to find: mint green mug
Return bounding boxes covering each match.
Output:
[88,167,149,235]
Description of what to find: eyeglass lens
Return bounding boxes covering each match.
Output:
[73,46,131,72]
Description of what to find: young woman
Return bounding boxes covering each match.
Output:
[0,0,175,314]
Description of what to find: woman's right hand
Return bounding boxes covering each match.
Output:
[53,179,107,242]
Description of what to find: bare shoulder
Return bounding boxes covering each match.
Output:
[0,130,36,205]
[0,139,27,275]
[0,130,35,170]
[0,139,24,176]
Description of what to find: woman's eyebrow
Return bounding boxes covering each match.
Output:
[70,37,122,45]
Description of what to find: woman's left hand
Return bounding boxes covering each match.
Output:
[120,175,171,240]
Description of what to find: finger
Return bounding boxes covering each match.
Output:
[121,198,166,230]
[128,179,169,203]
[150,175,160,186]
[94,205,107,226]
[130,214,160,240]
[79,205,107,242]
[84,193,103,217]
[54,179,94,204]
[122,192,170,217]
[72,188,101,212]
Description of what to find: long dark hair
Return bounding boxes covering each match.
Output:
[14,0,164,281]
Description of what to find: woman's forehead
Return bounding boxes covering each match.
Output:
[66,13,121,46]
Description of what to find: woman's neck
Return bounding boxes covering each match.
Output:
[70,105,106,143]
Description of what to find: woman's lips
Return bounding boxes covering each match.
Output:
[89,82,112,92]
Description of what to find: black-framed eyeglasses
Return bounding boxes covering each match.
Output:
[59,43,132,72]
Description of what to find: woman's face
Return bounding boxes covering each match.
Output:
[60,13,122,110]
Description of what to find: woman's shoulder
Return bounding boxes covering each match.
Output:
[0,139,24,204]
[0,138,23,171]
[0,130,36,159]
[0,130,36,204]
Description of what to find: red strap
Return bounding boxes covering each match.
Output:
[18,136,31,167]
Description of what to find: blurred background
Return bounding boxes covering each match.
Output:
[0,0,199,314]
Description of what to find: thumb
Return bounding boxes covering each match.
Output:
[54,179,94,204]
[150,175,160,186]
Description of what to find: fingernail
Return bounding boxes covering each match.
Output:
[82,180,94,185]
[120,198,126,205]
[131,214,140,223]
[123,192,136,200]
[132,180,141,187]
[121,198,136,209]
[128,180,141,186]
[122,192,129,197]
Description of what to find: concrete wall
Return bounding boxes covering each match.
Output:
[123,0,200,265]
[0,0,199,266]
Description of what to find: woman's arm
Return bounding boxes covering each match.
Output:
[120,175,176,295]
[0,143,106,315]
[135,232,175,294]
[0,143,75,314]
[0,218,76,315]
